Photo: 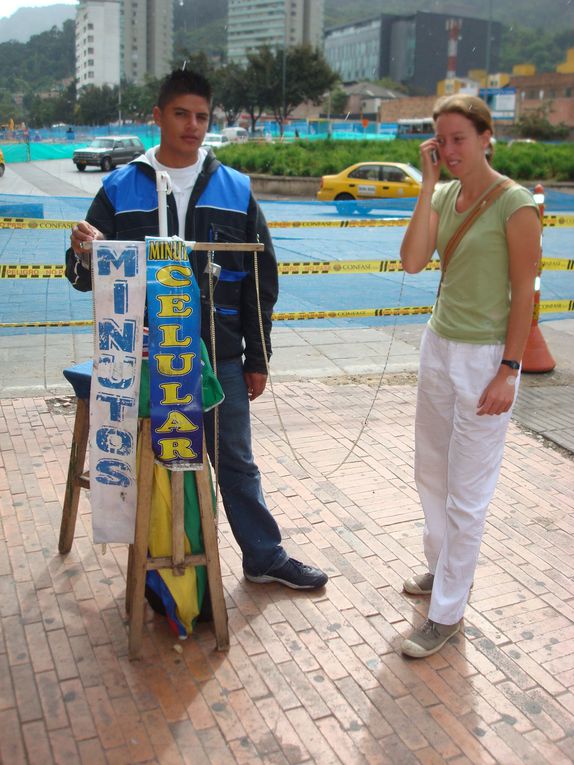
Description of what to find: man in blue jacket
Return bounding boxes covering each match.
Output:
[66,68,328,590]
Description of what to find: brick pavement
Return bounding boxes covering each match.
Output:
[1,380,573,765]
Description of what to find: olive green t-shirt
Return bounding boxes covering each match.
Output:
[429,178,538,344]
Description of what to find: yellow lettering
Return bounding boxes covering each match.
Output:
[156,294,192,317]
[148,241,163,260]
[158,324,192,347]
[155,411,199,433]
[155,352,195,376]
[158,438,197,461]
[159,383,193,405]
[156,264,192,287]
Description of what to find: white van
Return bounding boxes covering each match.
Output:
[221,127,249,143]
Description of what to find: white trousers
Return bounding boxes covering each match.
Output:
[414,327,519,625]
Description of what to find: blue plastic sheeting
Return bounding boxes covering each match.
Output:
[262,198,418,221]
[0,193,91,221]
[0,193,573,334]
[0,203,44,218]
[540,189,574,212]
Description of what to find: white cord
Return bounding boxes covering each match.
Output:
[206,250,220,515]
[253,246,408,480]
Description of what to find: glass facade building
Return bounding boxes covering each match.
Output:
[325,12,501,94]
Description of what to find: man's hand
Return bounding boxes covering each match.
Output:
[244,371,267,401]
[477,367,518,416]
[71,220,104,262]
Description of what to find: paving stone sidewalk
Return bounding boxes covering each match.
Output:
[1,378,573,765]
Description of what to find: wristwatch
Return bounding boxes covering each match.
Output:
[501,359,520,370]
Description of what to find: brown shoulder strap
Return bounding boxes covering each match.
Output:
[442,178,516,274]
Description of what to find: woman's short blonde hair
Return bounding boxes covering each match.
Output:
[433,94,495,161]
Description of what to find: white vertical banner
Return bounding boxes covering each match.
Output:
[89,241,147,543]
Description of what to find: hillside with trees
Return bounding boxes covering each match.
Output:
[0,4,75,44]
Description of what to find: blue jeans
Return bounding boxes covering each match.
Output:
[203,357,288,575]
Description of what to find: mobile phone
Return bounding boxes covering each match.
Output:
[430,148,439,165]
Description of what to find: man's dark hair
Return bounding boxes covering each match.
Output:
[157,69,212,109]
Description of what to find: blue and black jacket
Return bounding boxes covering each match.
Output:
[65,151,278,374]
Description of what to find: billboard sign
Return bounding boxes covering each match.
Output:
[479,88,516,121]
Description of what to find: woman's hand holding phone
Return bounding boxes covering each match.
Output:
[420,139,441,187]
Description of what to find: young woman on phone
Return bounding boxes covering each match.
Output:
[399,94,541,658]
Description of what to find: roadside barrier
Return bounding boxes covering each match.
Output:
[1,215,574,231]
[1,206,572,331]
[1,257,572,279]
[1,300,573,330]
[522,184,556,373]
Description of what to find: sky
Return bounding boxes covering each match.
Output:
[1,0,78,20]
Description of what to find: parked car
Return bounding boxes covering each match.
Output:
[0,147,4,177]
[221,126,249,143]
[508,138,537,147]
[73,136,145,172]
[202,133,230,150]
[317,162,422,210]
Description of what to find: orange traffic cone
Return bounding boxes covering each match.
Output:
[521,183,556,373]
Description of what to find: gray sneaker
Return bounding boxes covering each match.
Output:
[403,572,434,595]
[401,618,461,658]
[244,558,328,590]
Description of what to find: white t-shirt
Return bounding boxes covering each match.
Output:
[146,146,208,238]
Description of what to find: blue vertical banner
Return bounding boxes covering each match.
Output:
[146,237,203,470]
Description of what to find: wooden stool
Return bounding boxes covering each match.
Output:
[60,362,229,657]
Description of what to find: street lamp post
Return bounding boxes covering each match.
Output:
[485,0,493,78]
[281,6,287,137]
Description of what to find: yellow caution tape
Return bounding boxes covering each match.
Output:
[0,264,66,279]
[272,306,435,321]
[0,319,94,328]
[268,218,411,229]
[1,299,572,329]
[542,214,574,228]
[2,214,573,231]
[0,217,77,230]
[541,257,574,271]
[278,259,442,275]
[539,299,574,313]
[2,257,572,279]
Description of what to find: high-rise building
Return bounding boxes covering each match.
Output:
[227,0,324,65]
[147,0,174,80]
[76,0,173,89]
[324,11,502,95]
[76,0,121,88]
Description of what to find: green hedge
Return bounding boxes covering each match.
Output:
[216,139,574,182]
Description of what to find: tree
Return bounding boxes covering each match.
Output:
[118,78,159,123]
[77,85,119,125]
[215,63,247,127]
[500,25,574,72]
[243,47,276,134]
[0,88,23,125]
[515,107,570,140]
[266,46,338,135]
[324,86,348,117]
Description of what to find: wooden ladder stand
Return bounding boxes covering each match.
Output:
[59,240,264,659]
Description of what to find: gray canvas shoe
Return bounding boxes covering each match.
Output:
[403,572,434,595]
[401,618,461,658]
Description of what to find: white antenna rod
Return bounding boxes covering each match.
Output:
[156,170,172,237]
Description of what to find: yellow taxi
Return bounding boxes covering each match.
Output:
[317,162,422,206]
[0,147,4,177]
